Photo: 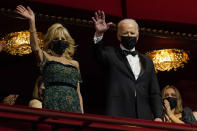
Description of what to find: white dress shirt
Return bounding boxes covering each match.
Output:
[94,35,141,80]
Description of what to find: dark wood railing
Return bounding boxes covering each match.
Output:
[0,104,197,131]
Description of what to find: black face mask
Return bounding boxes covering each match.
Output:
[164,97,177,109]
[51,40,68,55]
[121,36,137,50]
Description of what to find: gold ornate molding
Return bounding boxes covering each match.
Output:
[140,27,197,40]
[1,8,197,40]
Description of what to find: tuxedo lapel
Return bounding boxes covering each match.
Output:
[116,48,136,80]
[138,53,146,78]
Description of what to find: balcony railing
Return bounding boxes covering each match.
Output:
[0,104,197,131]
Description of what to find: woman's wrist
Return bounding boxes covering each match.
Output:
[29,29,36,33]
[168,113,175,119]
[29,18,36,33]
[28,18,35,23]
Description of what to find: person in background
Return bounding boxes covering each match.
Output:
[29,76,44,108]
[16,5,83,113]
[0,41,6,52]
[91,10,163,121]
[2,94,19,105]
[162,85,197,124]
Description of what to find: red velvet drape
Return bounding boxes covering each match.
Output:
[30,0,197,24]
[29,0,122,17]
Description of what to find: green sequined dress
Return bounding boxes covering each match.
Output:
[42,61,81,113]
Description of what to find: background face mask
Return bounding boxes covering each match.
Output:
[121,36,137,50]
[51,40,68,55]
[164,97,177,109]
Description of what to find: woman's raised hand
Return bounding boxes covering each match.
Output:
[164,99,173,117]
[16,5,35,22]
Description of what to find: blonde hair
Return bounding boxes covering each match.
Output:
[43,23,75,60]
[162,85,183,114]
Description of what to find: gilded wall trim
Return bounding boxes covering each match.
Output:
[1,8,197,40]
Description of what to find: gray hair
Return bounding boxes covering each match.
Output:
[117,19,139,35]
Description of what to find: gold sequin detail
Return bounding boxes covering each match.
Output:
[66,96,72,104]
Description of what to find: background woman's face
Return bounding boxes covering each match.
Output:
[164,88,177,98]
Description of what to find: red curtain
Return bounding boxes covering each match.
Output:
[126,0,197,24]
[30,0,122,17]
[31,0,197,24]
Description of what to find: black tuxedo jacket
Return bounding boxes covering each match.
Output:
[92,40,163,120]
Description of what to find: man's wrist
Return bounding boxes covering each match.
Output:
[95,31,104,37]
[94,33,103,44]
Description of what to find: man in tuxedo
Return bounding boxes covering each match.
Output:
[91,10,163,121]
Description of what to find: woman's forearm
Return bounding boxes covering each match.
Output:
[79,94,84,114]
[77,84,84,114]
[169,114,184,124]
[29,19,40,52]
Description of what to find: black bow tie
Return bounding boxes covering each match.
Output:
[122,50,137,56]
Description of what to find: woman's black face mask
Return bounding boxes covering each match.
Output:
[163,97,177,110]
[51,40,68,55]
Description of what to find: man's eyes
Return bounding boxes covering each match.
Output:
[123,32,135,34]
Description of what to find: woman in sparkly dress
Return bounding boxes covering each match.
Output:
[16,5,83,113]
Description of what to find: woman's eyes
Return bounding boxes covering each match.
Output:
[53,38,59,40]
[164,94,169,97]
[53,37,66,40]
[164,93,176,97]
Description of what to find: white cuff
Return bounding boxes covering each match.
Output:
[93,34,103,44]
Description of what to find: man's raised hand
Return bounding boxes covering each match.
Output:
[92,10,112,37]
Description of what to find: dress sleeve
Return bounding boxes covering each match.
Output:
[181,107,197,124]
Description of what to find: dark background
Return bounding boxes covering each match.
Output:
[0,0,197,115]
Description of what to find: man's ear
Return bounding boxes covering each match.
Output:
[117,33,121,41]
[136,34,139,41]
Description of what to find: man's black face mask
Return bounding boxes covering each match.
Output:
[51,40,68,55]
[163,97,177,110]
[121,36,137,50]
